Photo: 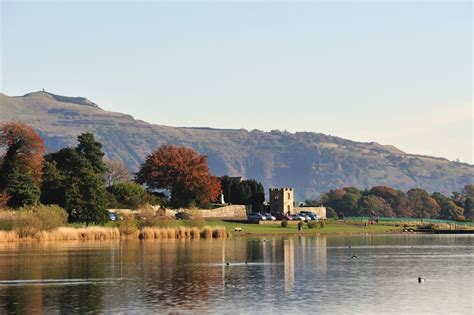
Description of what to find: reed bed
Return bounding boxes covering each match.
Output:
[0,226,229,242]
[138,226,228,240]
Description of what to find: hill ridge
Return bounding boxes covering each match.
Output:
[1,91,472,199]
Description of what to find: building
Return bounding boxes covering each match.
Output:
[269,188,294,214]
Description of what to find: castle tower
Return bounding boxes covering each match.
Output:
[269,188,294,214]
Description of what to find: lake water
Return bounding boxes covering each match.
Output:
[0,235,472,314]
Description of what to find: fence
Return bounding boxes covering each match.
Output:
[345,216,474,227]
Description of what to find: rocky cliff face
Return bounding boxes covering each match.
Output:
[1,91,472,199]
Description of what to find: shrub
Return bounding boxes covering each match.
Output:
[4,205,68,237]
[307,221,317,229]
[145,192,169,207]
[326,207,337,219]
[117,212,138,236]
[281,219,288,228]
[138,205,158,227]
[0,192,10,209]
[318,221,325,228]
[29,204,68,231]
[16,212,42,238]
[0,211,16,231]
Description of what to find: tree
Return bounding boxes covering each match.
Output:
[3,169,40,208]
[407,188,440,218]
[244,180,265,211]
[106,182,146,209]
[220,177,265,211]
[369,186,412,217]
[135,144,221,208]
[432,192,464,221]
[459,185,474,220]
[41,134,108,225]
[358,195,395,217]
[76,133,107,174]
[221,176,241,203]
[0,122,45,208]
[319,187,361,216]
[104,159,130,186]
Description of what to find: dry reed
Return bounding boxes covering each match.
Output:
[0,226,228,242]
[138,226,226,240]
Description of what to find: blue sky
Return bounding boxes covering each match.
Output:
[1,1,472,163]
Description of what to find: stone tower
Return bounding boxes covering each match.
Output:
[269,188,294,214]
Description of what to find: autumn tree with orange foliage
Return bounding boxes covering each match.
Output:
[135,144,221,208]
[0,122,45,207]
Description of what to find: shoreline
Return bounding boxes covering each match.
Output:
[1,219,472,243]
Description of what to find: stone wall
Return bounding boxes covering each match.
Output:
[158,205,248,218]
[294,207,326,219]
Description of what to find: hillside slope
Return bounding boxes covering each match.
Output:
[1,91,472,199]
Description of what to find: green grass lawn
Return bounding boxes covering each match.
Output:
[202,219,399,235]
[67,219,399,236]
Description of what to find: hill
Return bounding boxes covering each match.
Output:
[1,91,472,199]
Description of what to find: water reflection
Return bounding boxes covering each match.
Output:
[0,235,472,314]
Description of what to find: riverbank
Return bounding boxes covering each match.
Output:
[3,219,471,242]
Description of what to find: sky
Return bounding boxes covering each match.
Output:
[1,1,472,163]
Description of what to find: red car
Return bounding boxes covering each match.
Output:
[275,213,293,221]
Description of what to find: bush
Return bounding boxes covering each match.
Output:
[16,213,41,237]
[138,205,158,227]
[307,221,317,229]
[0,192,10,209]
[4,205,68,236]
[106,182,146,209]
[0,211,16,231]
[281,219,288,228]
[117,212,138,236]
[30,204,68,231]
[145,192,169,207]
[326,207,337,219]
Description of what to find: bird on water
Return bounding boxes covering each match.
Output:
[418,277,425,283]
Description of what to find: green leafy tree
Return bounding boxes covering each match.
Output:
[41,134,108,225]
[459,185,474,220]
[220,177,265,211]
[106,182,146,209]
[319,187,361,216]
[432,192,464,221]
[244,180,265,211]
[76,133,107,174]
[3,169,40,208]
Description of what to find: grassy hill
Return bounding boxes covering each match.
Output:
[1,91,472,199]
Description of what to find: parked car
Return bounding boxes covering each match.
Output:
[175,212,193,220]
[263,213,276,221]
[275,213,293,221]
[298,213,311,221]
[248,213,266,222]
[108,212,118,221]
[300,211,319,221]
[290,214,305,221]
